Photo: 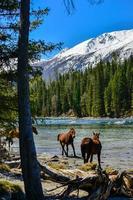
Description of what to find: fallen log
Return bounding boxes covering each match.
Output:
[5,160,20,168]
[87,169,112,200]
[38,161,70,183]
[38,161,133,199]
[120,171,133,197]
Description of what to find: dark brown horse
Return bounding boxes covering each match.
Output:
[81,132,102,168]
[57,128,76,157]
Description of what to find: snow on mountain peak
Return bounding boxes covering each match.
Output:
[35,29,133,80]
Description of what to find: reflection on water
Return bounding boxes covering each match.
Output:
[13,118,133,170]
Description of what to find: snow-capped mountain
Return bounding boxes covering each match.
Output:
[35,29,133,80]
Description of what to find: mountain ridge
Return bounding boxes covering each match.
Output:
[35,29,133,80]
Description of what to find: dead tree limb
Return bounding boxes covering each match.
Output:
[38,161,70,183]
[38,161,133,199]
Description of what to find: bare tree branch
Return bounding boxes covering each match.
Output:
[63,0,104,14]
[88,0,104,5]
[63,0,75,14]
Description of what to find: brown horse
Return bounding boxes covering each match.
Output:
[81,132,102,168]
[5,126,38,151]
[57,128,76,157]
[8,125,38,138]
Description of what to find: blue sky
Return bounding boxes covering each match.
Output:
[31,0,133,58]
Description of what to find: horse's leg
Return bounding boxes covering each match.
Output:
[60,142,67,156]
[90,154,93,163]
[71,142,76,157]
[63,144,68,157]
[66,144,68,157]
[87,152,91,163]
[97,152,101,169]
[81,145,86,163]
[83,153,87,163]
[60,142,64,155]
[84,153,88,163]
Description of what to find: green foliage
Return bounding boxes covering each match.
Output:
[0,75,17,128]
[104,166,118,175]
[111,66,129,117]
[0,164,10,173]
[0,180,25,200]
[30,56,133,118]
[0,0,60,128]
[104,82,112,116]
[48,162,67,170]
[78,162,97,171]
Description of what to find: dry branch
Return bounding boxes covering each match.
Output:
[38,161,70,183]
[38,161,133,199]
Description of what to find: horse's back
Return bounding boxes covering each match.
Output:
[57,133,66,142]
[81,137,92,145]
[57,132,73,144]
[81,137,93,154]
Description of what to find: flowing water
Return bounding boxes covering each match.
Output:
[13,117,133,170]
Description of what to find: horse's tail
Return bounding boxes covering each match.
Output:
[57,134,60,141]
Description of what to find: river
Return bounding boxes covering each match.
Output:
[12,117,133,171]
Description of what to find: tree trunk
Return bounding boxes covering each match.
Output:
[17,0,44,199]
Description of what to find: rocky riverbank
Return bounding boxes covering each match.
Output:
[0,151,133,199]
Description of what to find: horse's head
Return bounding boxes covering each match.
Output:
[32,126,38,135]
[70,128,76,138]
[92,132,100,140]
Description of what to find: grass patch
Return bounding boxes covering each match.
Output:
[0,180,19,193]
[104,166,118,175]
[0,180,25,199]
[78,162,97,172]
[126,169,133,173]
[0,163,10,173]
[48,162,67,170]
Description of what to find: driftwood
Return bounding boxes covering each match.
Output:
[38,161,71,183]
[38,161,133,199]
[2,158,133,199]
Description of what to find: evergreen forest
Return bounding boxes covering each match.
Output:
[30,56,133,118]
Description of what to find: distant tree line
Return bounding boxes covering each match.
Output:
[30,56,133,118]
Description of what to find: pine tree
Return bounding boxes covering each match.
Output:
[92,63,105,117]
[56,81,62,116]
[17,0,44,198]
[73,73,81,116]
[29,57,133,118]
[111,66,129,117]
[0,76,17,128]
[126,57,133,115]
[0,0,59,198]
[81,92,87,116]
[86,83,93,116]
[104,82,112,116]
